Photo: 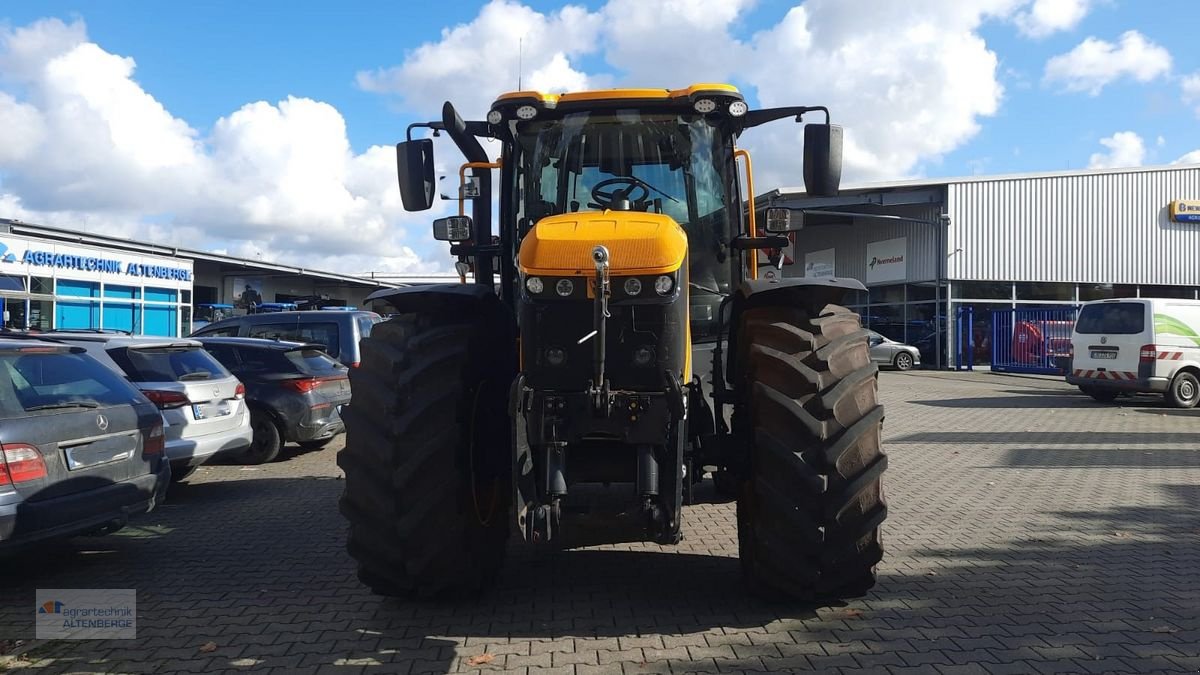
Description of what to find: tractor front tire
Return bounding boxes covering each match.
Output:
[736,303,887,601]
[338,313,512,598]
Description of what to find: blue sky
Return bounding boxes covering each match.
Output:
[1,0,1197,273]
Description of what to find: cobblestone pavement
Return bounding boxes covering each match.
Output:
[2,372,1198,674]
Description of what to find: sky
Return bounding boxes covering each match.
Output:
[0,0,1197,275]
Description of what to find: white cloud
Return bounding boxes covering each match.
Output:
[1043,30,1171,95]
[362,0,1019,186]
[355,0,602,119]
[1182,72,1200,117]
[1014,0,1094,38]
[1176,150,1200,165]
[1087,131,1145,169]
[0,18,446,275]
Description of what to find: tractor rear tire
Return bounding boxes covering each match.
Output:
[736,303,887,601]
[338,313,512,598]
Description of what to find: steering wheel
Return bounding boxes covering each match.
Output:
[589,177,650,210]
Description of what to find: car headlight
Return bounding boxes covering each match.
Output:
[655,275,675,295]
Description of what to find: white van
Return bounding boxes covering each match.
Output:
[1067,298,1200,407]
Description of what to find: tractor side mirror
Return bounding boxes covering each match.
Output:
[397,139,435,211]
[764,207,805,233]
[432,215,473,242]
[803,123,843,198]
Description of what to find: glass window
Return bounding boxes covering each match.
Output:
[865,304,905,342]
[57,279,100,298]
[868,285,904,304]
[144,287,178,303]
[201,343,240,369]
[1139,285,1196,299]
[181,289,192,304]
[107,346,232,383]
[356,315,377,339]
[194,325,240,338]
[0,274,25,293]
[103,284,139,299]
[907,283,940,302]
[28,300,52,331]
[0,350,142,418]
[952,281,1011,300]
[57,300,101,330]
[102,303,139,334]
[1075,302,1146,335]
[144,305,178,337]
[1015,282,1075,302]
[1079,284,1137,301]
[30,276,52,295]
[247,322,340,357]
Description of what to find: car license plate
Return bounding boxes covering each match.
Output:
[1090,351,1117,360]
[65,436,136,470]
[193,402,232,420]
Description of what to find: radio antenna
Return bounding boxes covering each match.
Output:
[518,36,524,90]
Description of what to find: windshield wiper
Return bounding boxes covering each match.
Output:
[178,371,212,381]
[25,401,101,411]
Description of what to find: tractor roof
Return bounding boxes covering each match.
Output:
[492,83,742,111]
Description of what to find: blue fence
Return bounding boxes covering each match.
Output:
[991,307,1078,375]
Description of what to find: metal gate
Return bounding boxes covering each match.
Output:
[991,307,1078,375]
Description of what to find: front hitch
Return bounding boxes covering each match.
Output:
[587,245,612,415]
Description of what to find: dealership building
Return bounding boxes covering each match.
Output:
[762,163,1200,368]
[0,219,401,336]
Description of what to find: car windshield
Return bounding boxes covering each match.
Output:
[0,350,141,418]
[517,110,734,299]
[1075,302,1146,335]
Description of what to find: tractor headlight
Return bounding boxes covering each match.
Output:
[555,278,574,297]
[693,98,716,114]
[545,347,566,366]
[516,105,538,120]
[525,276,544,294]
[487,109,503,125]
[655,275,675,295]
[728,100,748,117]
[623,278,642,296]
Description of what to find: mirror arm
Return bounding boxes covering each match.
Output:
[405,121,444,142]
[742,105,830,130]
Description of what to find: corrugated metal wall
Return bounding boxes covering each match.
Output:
[948,166,1200,284]
[788,204,944,283]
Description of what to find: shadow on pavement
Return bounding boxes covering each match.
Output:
[891,430,1200,445]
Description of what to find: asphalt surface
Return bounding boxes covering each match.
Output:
[1,371,1198,674]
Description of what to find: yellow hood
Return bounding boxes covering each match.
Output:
[518,211,687,276]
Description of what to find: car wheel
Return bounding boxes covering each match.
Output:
[170,463,198,483]
[893,352,914,371]
[239,411,282,464]
[1166,371,1200,409]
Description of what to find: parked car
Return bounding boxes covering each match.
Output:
[197,338,351,463]
[41,333,252,482]
[867,330,921,370]
[190,310,382,368]
[1068,297,1200,407]
[0,336,170,549]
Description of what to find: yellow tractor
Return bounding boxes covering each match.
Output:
[338,84,886,600]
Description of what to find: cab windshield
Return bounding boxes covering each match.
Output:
[516,110,736,313]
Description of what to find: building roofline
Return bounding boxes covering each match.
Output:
[763,161,1200,200]
[0,218,398,288]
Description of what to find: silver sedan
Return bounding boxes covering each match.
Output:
[867,330,921,370]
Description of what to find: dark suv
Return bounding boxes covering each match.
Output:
[197,338,352,463]
[0,337,170,549]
